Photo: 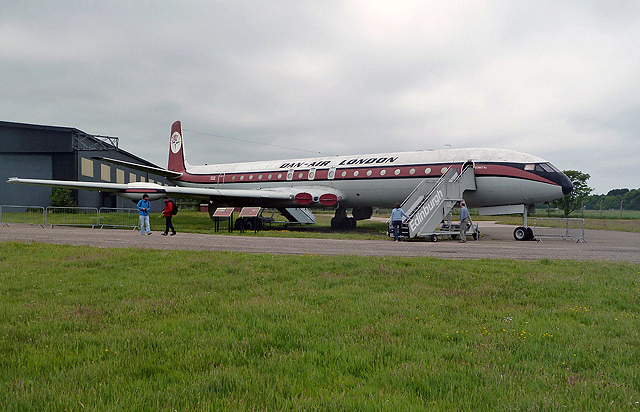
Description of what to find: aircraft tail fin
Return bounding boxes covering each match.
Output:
[168,120,189,173]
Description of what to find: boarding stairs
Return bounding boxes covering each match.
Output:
[395,164,477,239]
[277,207,316,224]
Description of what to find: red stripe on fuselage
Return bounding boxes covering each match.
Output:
[172,163,557,186]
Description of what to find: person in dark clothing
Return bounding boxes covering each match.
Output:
[459,201,470,242]
[161,196,176,236]
[390,202,410,242]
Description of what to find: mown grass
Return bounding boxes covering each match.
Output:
[4,208,639,238]
[150,212,390,239]
[162,209,640,238]
[161,210,640,238]
[1,243,639,411]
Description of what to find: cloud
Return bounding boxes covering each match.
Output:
[1,1,639,193]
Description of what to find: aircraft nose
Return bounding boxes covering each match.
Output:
[560,173,573,195]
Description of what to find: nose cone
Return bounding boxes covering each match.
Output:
[560,173,573,195]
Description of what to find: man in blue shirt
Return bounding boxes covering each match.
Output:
[137,194,152,235]
[390,203,410,242]
[459,201,470,242]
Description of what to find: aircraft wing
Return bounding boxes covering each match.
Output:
[163,185,342,207]
[7,177,129,192]
[6,177,342,207]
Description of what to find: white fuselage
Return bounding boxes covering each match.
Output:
[172,148,568,208]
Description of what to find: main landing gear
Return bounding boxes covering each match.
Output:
[329,206,375,230]
[330,207,356,230]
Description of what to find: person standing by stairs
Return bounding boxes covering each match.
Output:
[391,203,410,242]
[459,201,470,243]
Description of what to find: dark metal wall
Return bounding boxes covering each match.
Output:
[0,125,72,153]
[1,121,168,209]
[0,154,53,205]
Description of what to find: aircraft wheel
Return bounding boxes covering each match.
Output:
[243,218,255,231]
[526,227,534,241]
[513,226,528,241]
[430,234,438,242]
[331,217,356,230]
[331,217,346,230]
[473,231,479,240]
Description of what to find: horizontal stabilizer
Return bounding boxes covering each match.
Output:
[92,157,183,179]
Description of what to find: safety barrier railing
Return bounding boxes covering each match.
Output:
[0,205,144,229]
[533,218,586,243]
[0,205,46,227]
[98,208,139,229]
[46,207,99,228]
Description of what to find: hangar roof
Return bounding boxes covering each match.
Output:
[0,120,161,168]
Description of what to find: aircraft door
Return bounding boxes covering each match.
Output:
[328,167,336,180]
[287,169,294,181]
[308,168,316,180]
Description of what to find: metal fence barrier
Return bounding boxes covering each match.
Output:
[98,208,139,229]
[533,218,586,243]
[1,205,142,229]
[46,207,99,228]
[0,205,46,227]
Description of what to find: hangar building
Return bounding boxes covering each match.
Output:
[0,120,169,209]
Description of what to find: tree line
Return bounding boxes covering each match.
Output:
[551,170,639,217]
[584,188,640,211]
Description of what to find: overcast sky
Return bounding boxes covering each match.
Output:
[2,1,639,194]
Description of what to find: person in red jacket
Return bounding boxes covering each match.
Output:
[161,196,176,236]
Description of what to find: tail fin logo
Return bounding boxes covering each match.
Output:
[170,132,182,154]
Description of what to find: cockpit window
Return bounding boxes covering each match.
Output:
[536,163,556,173]
[524,164,535,171]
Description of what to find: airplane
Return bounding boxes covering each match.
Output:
[7,120,573,239]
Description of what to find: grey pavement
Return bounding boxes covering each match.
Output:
[1,221,639,263]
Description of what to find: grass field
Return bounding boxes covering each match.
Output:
[2,207,639,238]
[162,209,640,237]
[144,210,640,238]
[1,242,639,411]
[169,212,390,239]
